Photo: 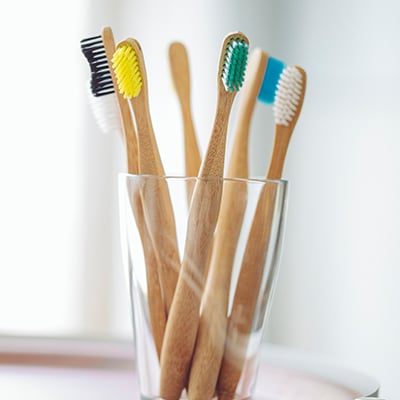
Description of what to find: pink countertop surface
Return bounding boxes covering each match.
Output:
[0,336,380,399]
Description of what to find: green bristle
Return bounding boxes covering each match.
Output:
[221,38,249,92]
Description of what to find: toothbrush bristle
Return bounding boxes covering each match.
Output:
[221,37,249,92]
[86,83,122,135]
[112,44,143,99]
[273,66,303,126]
[80,35,115,97]
[258,57,286,104]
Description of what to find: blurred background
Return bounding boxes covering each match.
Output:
[0,0,399,398]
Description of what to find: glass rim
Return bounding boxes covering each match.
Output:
[119,172,288,186]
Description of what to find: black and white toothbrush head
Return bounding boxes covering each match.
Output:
[80,35,115,97]
[80,34,122,135]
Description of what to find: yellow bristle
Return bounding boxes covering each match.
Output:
[112,44,143,99]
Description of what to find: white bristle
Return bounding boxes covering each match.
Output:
[273,66,303,126]
[86,83,123,136]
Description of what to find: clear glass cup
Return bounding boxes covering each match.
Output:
[119,174,288,400]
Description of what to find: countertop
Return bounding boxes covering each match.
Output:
[0,336,380,399]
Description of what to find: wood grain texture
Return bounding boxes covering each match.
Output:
[128,184,166,359]
[104,30,166,359]
[169,42,201,204]
[102,27,138,174]
[226,48,268,179]
[160,32,248,400]
[187,48,267,400]
[217,66,307,400]
[217,183,278,400]
[116,39,181,317]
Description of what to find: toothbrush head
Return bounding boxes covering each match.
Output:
[219,32,249,92]
[273,65,306,127]
[258,57,286,104]
[80,35,115,97]
[86,84,122,135]
[112,39,144,99]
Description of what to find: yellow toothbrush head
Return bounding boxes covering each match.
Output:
[112,39,144,99]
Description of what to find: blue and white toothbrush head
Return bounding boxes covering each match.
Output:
[258,56,286,104]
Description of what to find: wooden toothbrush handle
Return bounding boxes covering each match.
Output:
[141,177,180,313]
[129,190,166,359]
[217,183,277,400]
[160,179,223,400]
[121,105,139,174]
[183,108,201,204]
[103,29,164,359]
[187,288,228,400]
[266,124,292,180]
[102,27,139,174]
[168,41,201,203]
[160,78,236,399]
[188,179,248,400]
[132,95,180,314]
[188,52,267,397]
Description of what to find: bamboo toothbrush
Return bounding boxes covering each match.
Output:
[112,38,181,316]
[168,42,201,204]
[80,28,138,173]
[159,32,249,400]
[81,29,166,359]
[100,27,139,173]
[217,65,307,400]
[103,29,168,360]
[187,48,268,400]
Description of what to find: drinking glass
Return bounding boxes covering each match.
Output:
[119,174,288,400]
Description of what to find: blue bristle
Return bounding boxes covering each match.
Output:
[258,57,286,104]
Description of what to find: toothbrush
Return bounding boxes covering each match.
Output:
[112,38,181,315]
[168,42,201,204]
[159,32,249,400]
[80,28,138,173]
[187,48,268,400]
[81,29,166,358]
[105,30,166,360]
[217,65,307,400]
[100,27,139,174]
[263,65,306,179]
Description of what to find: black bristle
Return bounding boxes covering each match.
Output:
[80,35,115,97]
